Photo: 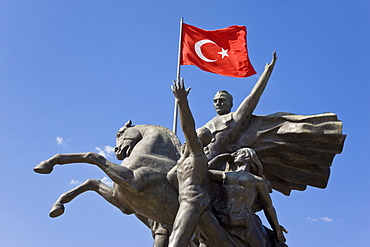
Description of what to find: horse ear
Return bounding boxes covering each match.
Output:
[125,120,132,127]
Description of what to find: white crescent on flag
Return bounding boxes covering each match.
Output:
[194,39,218,62]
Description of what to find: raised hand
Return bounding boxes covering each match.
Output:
[171,78,191,101]
[265,51,278,69]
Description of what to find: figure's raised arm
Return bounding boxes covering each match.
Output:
[172,79,203,154]
[233,52,277,124]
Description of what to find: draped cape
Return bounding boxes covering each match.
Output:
[230,112,345,195]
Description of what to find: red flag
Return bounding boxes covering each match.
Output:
[181,23,256,78]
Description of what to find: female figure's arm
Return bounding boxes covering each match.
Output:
[208,153,233,170]
[257,179,287,242]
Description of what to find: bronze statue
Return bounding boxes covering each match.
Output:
[34,52,345,246]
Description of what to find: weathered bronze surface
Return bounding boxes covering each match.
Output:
[34,52,345,247]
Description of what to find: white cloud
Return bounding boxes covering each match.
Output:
[320,217,334,222]
[307,216,335,222]
[95,147,105,156]
[56,136,64,146]
[101,176,114,187]
[95,145,115,158]
[70,177,113,187]
[104,145,115,154]
[70,179,82,185]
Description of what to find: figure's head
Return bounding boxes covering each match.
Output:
[231,147,263,176]
[213,90,233,115]
[232,147,253,164]
[196,127,212,147]
[115,120,142,160]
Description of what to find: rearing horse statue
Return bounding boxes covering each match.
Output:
[33,120,239,246]
[34,121,181,224]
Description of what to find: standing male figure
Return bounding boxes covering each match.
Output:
[169,80,236,247]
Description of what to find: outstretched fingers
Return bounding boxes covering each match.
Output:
[185,87,191,96]
[271,51,278,64]
[171,79,181,93]
[280,225,288,233]
[265,52,278,69]
[172,78,185,89]
[171,78,191,98]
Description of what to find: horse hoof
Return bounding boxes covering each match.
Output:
[49,203,65,218]
[34,161,53,174]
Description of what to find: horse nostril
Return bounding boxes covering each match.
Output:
[114,147,119,152]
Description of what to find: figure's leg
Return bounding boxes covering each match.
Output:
[244,217,268,247]
[49,179,133,217]
[34,153,136,188]
[135,214,170,247]
[169,201,204,247]
[196,211,240,247]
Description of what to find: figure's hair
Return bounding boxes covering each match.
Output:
[238,147,272,192]
[239,147,264,178]
[215,90,233,108]
[240,148,264,177]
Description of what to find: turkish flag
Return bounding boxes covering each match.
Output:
[181,23,256,78]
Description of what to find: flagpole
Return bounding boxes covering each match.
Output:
[172,17,184,134]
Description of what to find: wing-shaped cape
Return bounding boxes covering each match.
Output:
[235,112,346,195]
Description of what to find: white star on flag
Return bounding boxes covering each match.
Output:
[218,48,229,59]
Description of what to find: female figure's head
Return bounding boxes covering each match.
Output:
[231,147,263,177]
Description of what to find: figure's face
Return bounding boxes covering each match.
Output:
[213,93,232,115]
[232,149,251,165]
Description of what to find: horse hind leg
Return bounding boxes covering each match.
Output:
[49,179,132,218]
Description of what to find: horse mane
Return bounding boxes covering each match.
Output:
[141,124,182,160]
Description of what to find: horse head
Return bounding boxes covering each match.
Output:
[114,120,143,160]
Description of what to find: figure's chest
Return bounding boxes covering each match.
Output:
[224,171,255,187]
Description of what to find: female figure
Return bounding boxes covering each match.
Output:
[208,147,287,247]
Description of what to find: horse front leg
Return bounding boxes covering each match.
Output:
[50,179,170,247]
[34,153,137,189]
[49,179,135,218]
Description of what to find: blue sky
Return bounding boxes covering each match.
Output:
[1,1,369,246]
